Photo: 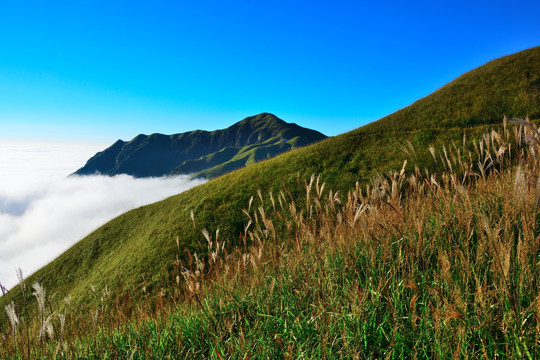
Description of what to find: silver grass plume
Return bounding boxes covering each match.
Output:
[39,313,55,341]
[16,268,25,299]
[32,282,46,318]
[5,301,19,335]
[58,313,66,336]
[58,313,67,349]
[92,309,100,328]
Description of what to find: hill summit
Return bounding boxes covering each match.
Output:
[74,113,327,178]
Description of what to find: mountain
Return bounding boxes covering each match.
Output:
[3,46,540,313]
[73,113,327,178]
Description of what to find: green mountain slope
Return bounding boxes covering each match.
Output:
[73,113,327,178]
[2,46,540,313]
[171,136,295,178]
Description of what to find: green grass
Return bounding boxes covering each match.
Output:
[2,46,540,358]
[186,136,295,178]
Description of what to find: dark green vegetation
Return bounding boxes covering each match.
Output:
[2,46,540,358]
[74,113,327,178]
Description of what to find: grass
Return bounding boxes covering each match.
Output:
[2,118,540,358]
[184,135,296,179]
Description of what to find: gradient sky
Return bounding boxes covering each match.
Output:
[0,0,539,142]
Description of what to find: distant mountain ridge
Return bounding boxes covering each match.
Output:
[74,113,327,178]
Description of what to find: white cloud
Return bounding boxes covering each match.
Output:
[0,141,206,290]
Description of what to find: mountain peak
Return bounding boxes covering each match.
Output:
[74,114,327,178]
[232,113,286,130]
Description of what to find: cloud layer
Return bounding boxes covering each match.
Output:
[0,142,205,290]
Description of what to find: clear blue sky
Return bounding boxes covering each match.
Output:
[0,0,539,142]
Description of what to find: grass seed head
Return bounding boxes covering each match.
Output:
[16,268,25,299]
[5,301,19,334]
[32,282,46,317]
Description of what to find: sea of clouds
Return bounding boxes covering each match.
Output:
[0,141,206,291]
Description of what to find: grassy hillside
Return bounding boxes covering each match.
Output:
[363,46,540,132]
[1,46,540,336]
[172,136,295,178]
[3,114,539,359]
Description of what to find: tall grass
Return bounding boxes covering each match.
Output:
[2,119,540,358]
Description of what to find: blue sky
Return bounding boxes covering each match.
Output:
[0,0,539,142]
